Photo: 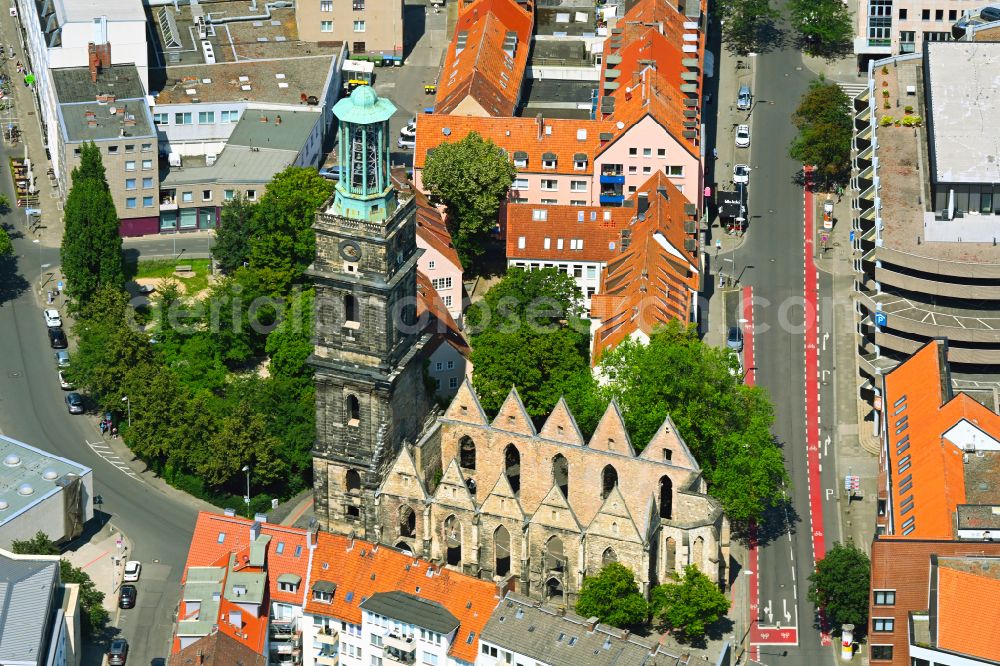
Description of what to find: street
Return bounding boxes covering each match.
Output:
[0,168,201,664]
[716,34,849,666]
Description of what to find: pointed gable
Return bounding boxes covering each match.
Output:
[538,398,585,446]
[443,378,489,425]
[491,387,536,436]
[587,485,642,543]
[378,446,429,502]
[587,400,633,456]
[530,485,582,533]
[478,472,525,522]
[639,415,699,470]
[432,459,478,511]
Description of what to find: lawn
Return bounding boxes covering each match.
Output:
[126,258,213,295]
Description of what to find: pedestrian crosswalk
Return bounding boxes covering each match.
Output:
[86,439,139,480]
[837,82,869,99]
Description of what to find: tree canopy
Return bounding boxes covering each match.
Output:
[60,146,124,306]
[717,0,778,56]
[421,131,516,266]
[597,322,788,525]
[0,225,11,256]
[649,565,730,641]
[789,0,853,57]
[808,541,871,633]
[213,193,256,272]
[467,268,594,416]
[789,79,853,190]
[575,562,650,629]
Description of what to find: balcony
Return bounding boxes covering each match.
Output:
[270,623,298,641]
[160,191,178,210]
[599,193,624,205]
[316,654,339,666]
[384,646,416,665]
[384,632,416,652]
[314,628,338,646]
[599,173,625,185]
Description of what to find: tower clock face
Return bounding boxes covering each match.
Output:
[339,240,363,261]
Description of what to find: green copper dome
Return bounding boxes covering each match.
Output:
[333,85,396,125]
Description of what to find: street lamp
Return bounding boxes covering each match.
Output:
[121,395,131,427]
[242,465,251,517]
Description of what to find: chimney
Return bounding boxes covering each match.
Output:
[250,520,261,541]
[88,43,99,82]
[536,113,543,140]
[99,42,112,68]
[260,115,269,123]
[275,115,282,125]
[347,531,356,552]
[586,616,599,632]
[307,518,319,549]
[196,650,204,666]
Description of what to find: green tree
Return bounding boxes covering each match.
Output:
[808,542,871,633]
[10,530,60,555]
[214,193,256,273]
[0,225,12,256]
[195,402,288,487]
[597,322,788,524]
[265,288,314,381]
[60,560,109,637]
[789,0,853,57]
[10,532,108,637]
[121,363,190,466]
[421,131,516,266]
[248,167,332,289]
[575,562,650,629]
[467,268,592,416]
[60,177,125,305]
[717,0,777,56]
[649,565,730,641]
[0,193,10,214]
[789,79,853,190]
[70,141,108,188]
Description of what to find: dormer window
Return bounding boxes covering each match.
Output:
[278,573,302,593]
[574,153,587,170]
[312,580,336,603]
[513,150,528,168]
[542,152,557,170]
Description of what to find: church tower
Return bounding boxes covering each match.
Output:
[309,86,431,537]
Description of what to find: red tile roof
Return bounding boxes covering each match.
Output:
[416,190,463,273]
[937,561,1000,661]
[590,172,700,362]
[505,203,633,263]
[435,0,534,117]
[415,114,619,176]
[304,534,501,663]
[183,512,310,606]
[417,270,470,358]
[168,631,267,666]
[882,341,1000,540]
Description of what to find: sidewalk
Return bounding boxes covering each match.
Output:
[63,522,134,616]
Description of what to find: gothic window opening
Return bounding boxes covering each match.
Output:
[552,454,569,498]
[346,505,360,519]
[692,536,704,568]
[545,577,563,601]
[659,476,673,519]
[459,436,476,470]
[664,537,677,573]
[504,444,521,496]
[602,547,618,566]
[345,294,359,324]
[494,525,511,577]
[600,464,618,500]
[346,395,360,425]
[395,541,412,554]
[346,469,362,493]
[444,515,462,566]
[544,536,565,573]
[398,505,416,538]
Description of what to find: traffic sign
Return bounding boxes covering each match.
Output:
[874,311,887,328]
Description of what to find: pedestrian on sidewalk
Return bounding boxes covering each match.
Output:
[712,147,718,160]
[111,425,118,439]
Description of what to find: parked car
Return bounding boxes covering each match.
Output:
[727,326,744,352]
[733,163,751,185]
[48,327,68,349]
[318,166,343,181]
[737,84,752,110]
[123,560,141,582]
[397,135,416,149]
[119,584,137,609]
[58,371,73,390]
[43,309,62,328]
[55,350,70,368]
[65,392,84,414]
[399,122,417,139]
[107,638,129,665]
[735,124,750,148]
